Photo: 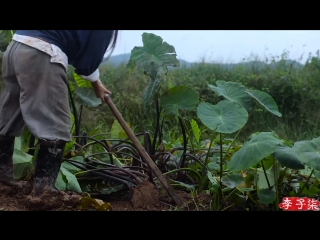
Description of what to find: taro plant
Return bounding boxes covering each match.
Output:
[127,32,180,157]
[195,80,320,210]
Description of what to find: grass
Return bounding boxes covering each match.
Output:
[76,50,320,143]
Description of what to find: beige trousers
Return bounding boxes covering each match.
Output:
[0,40,72,142]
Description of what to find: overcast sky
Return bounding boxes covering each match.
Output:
[110,30,320,63]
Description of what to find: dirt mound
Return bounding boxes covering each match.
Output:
[131,181,160,209]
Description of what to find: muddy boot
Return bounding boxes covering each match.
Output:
[26,140,81,210]
[0,136,32,195]
[32,140,64,196]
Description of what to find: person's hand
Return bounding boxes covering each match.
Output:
[91,80,112,102]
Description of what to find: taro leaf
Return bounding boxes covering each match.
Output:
[127,32,180,76]
[61,161,80,174]
[12,149,33,180]
[273,146,305,169]
[168,179,196,191]
[98,155,124,167]
[228,132,283,171]
[292,137,320,171]
[74,86,101,108]
[257,162,280,189]
[55,170,67,190]
[299,166,314,177]
[73,71,92,88]
[208,80,254,112]
[160,86,199,116]
[258,188,276,204]
[190,119,200,143]
[60,165,82,192]
[197,100,248,134]
[207,162,220,171]
[245,89,282,117]
[14,137,22,151]
[314,170,320,181]
[110,119,129,140]
[142,77,161,110]
[221,174,245,188]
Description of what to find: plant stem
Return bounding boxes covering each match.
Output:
[261,160,271,189]
[222,104,256,159]
[202,134,215,177]
[218,133,224,204]
[66,82,80,144]
[273,159,279,211]
[151,99,160,156]
[177,116,187,169]
[278,167,287,199]
[297,168,314,196]
[180,116,196,155]
[163,168,202,183]
[219,133,224,188]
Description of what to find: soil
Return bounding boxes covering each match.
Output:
[0,180,213,211]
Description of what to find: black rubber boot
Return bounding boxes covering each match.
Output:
[31,140,65,197]
[26,140,81,210]
[0,136,15,184]
[0,136,32,194]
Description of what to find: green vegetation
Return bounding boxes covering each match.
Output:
[1,30,320,211]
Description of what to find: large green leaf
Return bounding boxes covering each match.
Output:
[257,162,280,189]
[74,86,101,108]
[12,149,33,180]
[190,119,200,143]
[228,132,283,171]
[207,162,220,171]
[110,119,129,140]
[258,188,276,204]
[127,32,180,76]
[168,179,196,191]
[142,77,161,109]
[55,170,67,190]
[197,100,248,134]
[208,81,254,112]
[98,155,124,167]
[292,137,320,171]
[314,170,320,181]
[245,89,282,117]
[14,137,22,151]
[221,174,244,188]
[73,71,92,88]
[160,86,199,116]
[273,146,305,169]
[60,165,82,192]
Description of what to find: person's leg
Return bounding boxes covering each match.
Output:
[10,42,72,196]
[0,40,27,186]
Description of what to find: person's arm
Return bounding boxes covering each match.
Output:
[91,80,111,102]
[72,30,116,101]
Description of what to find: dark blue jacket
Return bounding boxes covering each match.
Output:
[15,30,115,77]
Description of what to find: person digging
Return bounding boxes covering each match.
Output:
[0,30,118,210]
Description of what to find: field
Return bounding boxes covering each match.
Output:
[1,31,320,211]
